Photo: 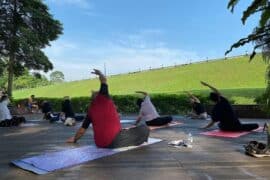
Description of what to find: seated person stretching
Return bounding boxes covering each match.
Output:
[201,81,259,131]
[185,91,208,119]
[0,95,25,127]
[67,69,149,148]
[135,91,173,126]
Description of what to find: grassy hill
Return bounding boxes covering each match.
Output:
[13,55,268,104]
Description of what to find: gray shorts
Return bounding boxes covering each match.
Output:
[107,124,150,148]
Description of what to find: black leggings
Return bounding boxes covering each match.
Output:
[146,116,173,126]
[0,116,26,127]
[47,113,85,122]
[219,123,259,131]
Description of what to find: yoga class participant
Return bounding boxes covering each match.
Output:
[67,69,149,148]
[201,81,258,131]
[185,91,208,119]
[135,91,173,126]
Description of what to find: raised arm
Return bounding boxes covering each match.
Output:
[185,91,200,103]
[91,69,107,84]
[200,81,221,95]
[135,91,148,97]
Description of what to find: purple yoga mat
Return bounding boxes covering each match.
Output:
[12,138,162,174]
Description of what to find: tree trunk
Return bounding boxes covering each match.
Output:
[7,54,14,97]
[7,0,17,97]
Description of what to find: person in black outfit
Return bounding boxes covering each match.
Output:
[201,81,259,131]
[41,101,52,119]
[186,91,208,119]
[60,97,85,122]
[61,96,75,119]
[41,100,60,122]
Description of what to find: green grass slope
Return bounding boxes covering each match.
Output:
[14,55,268,104]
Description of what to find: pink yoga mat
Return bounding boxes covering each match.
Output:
[149,121,182,130]
[200,127,263,138]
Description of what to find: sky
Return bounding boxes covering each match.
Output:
[43,0,259,81]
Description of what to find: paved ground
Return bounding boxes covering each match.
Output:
[1,114,270,180]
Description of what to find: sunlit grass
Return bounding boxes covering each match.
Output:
[13,55,268,104]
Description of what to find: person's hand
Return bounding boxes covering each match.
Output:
[135,91,148,95]
[200,81,208,86]
[66,136,76,143]
[91,69,103,76]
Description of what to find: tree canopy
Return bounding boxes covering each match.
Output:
[0,0,63,96]
[227,0,270,112]
[50,70,65,83]
[226,0,270,60]
[0,68,51,90]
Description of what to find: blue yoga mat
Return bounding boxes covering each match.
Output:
[11,138,162,174]
[120,119,135,123]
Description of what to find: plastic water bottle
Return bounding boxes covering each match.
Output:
[186,133,193,148]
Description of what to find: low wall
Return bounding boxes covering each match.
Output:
[206,105,268,119]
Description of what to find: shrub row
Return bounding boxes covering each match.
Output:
[254,91,270,115]
[13,94,213,114]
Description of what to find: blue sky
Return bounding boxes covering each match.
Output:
[43,0,259,81]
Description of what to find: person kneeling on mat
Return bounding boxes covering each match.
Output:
[41,100,57,121]
[67,69,149,148]
[200,81,258,131]
[60,96,85,124]
[135,91,173,126]
[185,91,208,119]
[0,95,25,127]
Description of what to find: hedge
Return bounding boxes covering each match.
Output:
[13,94,215,114]
[254,92,270,115]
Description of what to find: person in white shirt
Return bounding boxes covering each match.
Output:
[135,91,173,126]
[0,95,25,127]
[0,95,12,121]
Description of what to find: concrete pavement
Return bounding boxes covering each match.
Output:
[0,114,269,180]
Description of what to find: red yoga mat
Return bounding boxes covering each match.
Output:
[200,127,263,138]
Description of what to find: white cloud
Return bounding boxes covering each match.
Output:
[102,47,199,75]
[46,0,93,9]
[43,31,200,81]
[45,40,79,57]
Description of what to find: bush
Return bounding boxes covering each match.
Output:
[12,94,220,114]
[255,91,270,115]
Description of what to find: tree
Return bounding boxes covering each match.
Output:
[0,0,63,96]
[0,57,7,76]
[50,70,65,83]
[13,69,51,89]
[226,0,270,60]
[227,0,270,112]
[0,68,8,88]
